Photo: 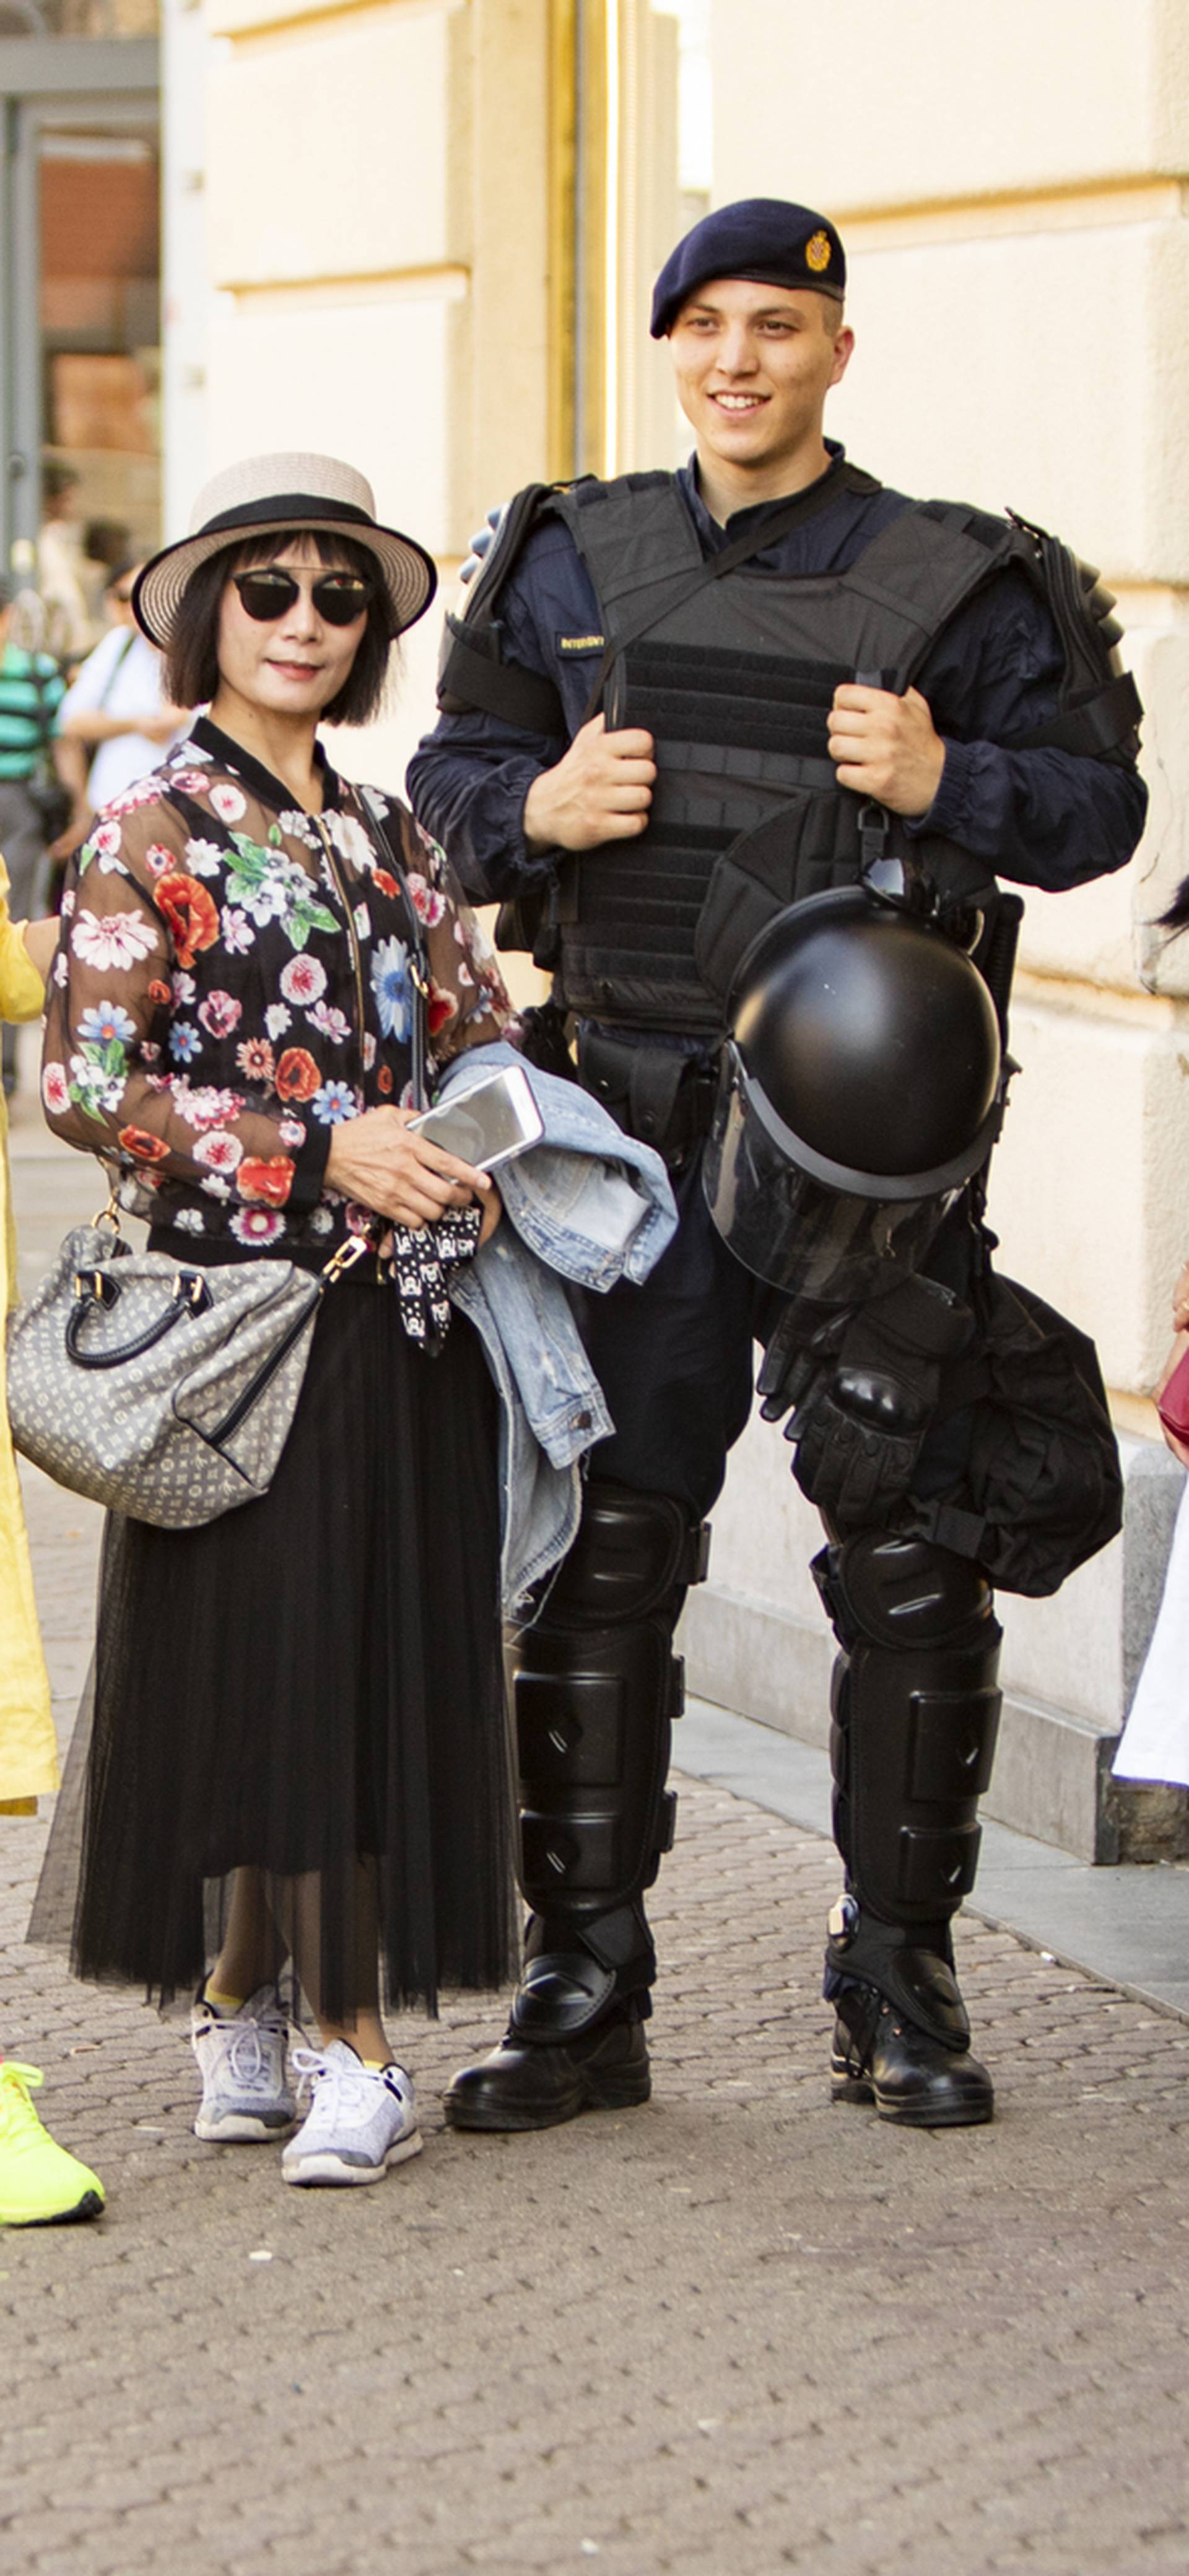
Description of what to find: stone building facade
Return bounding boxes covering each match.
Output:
[160,0,1189,1853]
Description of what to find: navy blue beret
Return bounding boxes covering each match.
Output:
[650,197,846,338]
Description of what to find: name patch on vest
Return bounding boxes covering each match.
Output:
[557,632,605,653]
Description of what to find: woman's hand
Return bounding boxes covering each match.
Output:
[1155,1326,1189,1469]
[324,1105,495,1231]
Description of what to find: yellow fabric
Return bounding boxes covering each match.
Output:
[0,857,58,1806]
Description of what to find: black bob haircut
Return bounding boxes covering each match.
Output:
[164,529,400,727]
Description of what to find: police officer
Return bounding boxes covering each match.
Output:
[408,197,1147,2133]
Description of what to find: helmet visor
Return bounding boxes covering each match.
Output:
[703,1047,955,1300]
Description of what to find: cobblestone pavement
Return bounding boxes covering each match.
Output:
[3,1120,1189,2576]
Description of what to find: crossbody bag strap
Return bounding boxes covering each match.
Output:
[355,786,430,1110]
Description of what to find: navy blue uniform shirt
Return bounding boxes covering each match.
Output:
[407,447,1147,910]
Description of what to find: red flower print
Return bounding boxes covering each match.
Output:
[427,978,458,1037]
[158,872,219,969]
[274,1046,320,1103]
[237,1155,295,1209]
[117,1125,170,1163]
[373,869,399,902]
[147,978,172,1008]
[377,1064,393,1096]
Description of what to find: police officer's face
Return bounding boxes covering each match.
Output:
[668,280,853,487]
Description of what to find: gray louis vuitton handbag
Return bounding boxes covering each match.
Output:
[6,1198,368,1528]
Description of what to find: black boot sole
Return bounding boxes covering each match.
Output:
[830,2053,994,2128]
[445,2061,651,2134]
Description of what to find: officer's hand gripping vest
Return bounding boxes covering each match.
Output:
[438,471,1141,1035]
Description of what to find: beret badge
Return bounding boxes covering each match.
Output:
[804,229,833,274]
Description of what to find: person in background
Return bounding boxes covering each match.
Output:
[0,863,105,2224]
[53,557,188,859]
[37,465,92,663]
[0,577,67,1094]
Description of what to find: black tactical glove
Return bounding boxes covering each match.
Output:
[760,1273,975,1530]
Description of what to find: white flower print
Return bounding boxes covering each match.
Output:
[173,1081,246,1131]
[307,1203,333,1235]
[68,1051,124,1115]
[193,1129,243,1174]
[208,783,246,824]
[264,1003,292,1041]
[88,820,123,859]
[53,952,69,989]
[173,1206,206,1235]
[221,907,254,955]
[279,954,327,1007]
[72,907,158,972]
[326,811,374,871]
[106,773,167,814]
[277,1116,307,1148]
[143,842,175,880]
[41,1063,69,1115]
[457,961,474,988]
[362,1031,377,1071]
[277,809,321,850]
[172,969,196,1006]
[354,905,371,942]
[404,871,447,928]
[199,1173,232,1201]
[183,837,225,879]
[307,998,351,1045]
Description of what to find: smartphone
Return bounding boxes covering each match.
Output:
[407,1063,544,1172]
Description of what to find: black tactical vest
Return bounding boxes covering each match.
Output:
[543,474,1033,1033]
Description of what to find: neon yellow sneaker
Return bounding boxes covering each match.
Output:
[0,2062,105,2225]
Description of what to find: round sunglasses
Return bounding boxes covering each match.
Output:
[231,567,375,627]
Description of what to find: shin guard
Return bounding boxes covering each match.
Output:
[511,1480,710,2032]
[814,1532,1002,2046]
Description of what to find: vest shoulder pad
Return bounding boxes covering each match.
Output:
[436,478,589,734]
[911,498,1142,759]
[1002,506,1142,756]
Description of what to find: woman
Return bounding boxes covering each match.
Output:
[39,453,516,2188]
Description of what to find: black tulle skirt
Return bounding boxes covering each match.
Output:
[37,1274,515,2018]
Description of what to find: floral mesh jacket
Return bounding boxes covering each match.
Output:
[41,716,513,1259]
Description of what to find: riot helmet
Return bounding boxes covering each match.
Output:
[703,878,1004,1304]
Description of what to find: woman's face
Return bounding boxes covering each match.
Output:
[215,536,369,722]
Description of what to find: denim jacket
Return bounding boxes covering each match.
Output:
[440,1041,677,1614]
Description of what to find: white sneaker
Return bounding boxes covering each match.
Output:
[281,2041,422,2187]
[190,1986,296,2143]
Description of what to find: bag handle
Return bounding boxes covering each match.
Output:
[65,1263,212,1368]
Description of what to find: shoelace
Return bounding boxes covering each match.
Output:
[290,2047,409,2117]
[0,2063,48,2141]
[196,2011,288,2093]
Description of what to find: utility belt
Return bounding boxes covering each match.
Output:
[575,1027,719,1170]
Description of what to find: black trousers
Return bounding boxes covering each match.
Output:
[570,1146,978,1520]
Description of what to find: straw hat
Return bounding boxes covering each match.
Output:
[133,453,438,647]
